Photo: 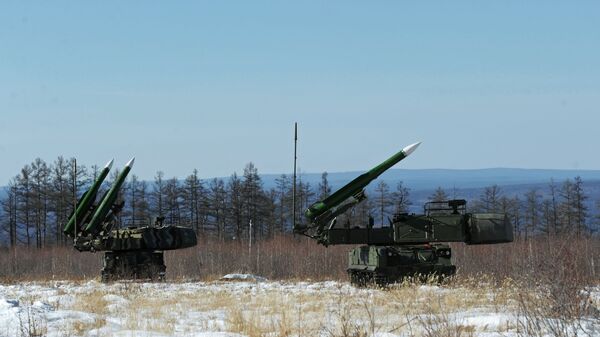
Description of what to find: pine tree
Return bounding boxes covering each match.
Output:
[571,176,588,236]
[164,177,181,225]
[509,196,522,238]
[429,187,448,202]
[183,169,205,233]
[242,163,268,240]
[151,171,166,218]
[295,177,315,228]
[209,178,227,240]
[559,179,575,234]
[31,158,51,247]
[540,199,553,237]
[548,179,559,235]
[523,188,541,240]
[66,158,88,241]
[317,172,331,200]
[274,174,291,233]
[51,156,71,244]
[127,174,139,225]
[1,178,18,247]
[16,165,33,246]
[135,180,151,224]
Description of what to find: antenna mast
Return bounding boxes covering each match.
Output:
[73,158,77,242]
[292,122,297,230]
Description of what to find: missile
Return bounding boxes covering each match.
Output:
[303,142,421,223]
[83,157,135,235]
[63,159,114,237]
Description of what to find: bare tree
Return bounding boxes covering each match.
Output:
[373,180,392,226]
[479,185,502,212]
[391,181,411,214]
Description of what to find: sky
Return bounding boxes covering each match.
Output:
[1,1,599,183]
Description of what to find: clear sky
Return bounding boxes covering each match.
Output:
[1,1,599,183]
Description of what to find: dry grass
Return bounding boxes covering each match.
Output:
[1,277,598,337]
[2,234,598,286]
[1,233,598,336]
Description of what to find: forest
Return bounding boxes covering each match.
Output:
[0,156,597,249]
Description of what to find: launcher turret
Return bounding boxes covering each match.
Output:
[64,158,197,282]
[294,140,513,286]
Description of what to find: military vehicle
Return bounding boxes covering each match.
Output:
[294,141,513,286]
[64,158,197,282]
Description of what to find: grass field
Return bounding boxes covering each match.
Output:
[0,235,598,336]
[1,277,599,337]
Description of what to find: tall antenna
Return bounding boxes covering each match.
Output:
[292,122,298,230]
[73,158,77,242]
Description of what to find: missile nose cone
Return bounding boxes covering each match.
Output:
[125,157,135,168]
[104,159,115,170]
[402,142,421,156]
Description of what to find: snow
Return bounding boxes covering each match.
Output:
[220,273,268,282]
[0,280,597,337]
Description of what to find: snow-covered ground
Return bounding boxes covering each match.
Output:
[0,277,598,337]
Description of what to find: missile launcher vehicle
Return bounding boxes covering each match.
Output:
[294,142,513,286]
[64,158,197,282]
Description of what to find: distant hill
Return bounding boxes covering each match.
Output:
[261,168,600,215]
[260,168,600,192]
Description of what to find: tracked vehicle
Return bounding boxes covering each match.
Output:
[64,158,197,282]
[294,141,513,286]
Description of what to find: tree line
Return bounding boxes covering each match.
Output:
[0,156,597,248]
[426,178,594,240]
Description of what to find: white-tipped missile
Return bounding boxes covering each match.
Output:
[303,142,421,222]
[83,158,135,235]
[105,158,115,170]
[64,159,114,236]
[402,142,421,157]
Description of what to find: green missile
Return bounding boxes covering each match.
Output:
[304,142,421,222]
[64,159,114,237]
[83,157,135,235]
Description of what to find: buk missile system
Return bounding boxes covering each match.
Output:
[64,158,197,282]
[294,143,513,286]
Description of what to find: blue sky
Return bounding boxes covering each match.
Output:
[1,1,599,182]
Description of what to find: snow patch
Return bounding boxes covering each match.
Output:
[189,333,246,337]
[220,273,268,282]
